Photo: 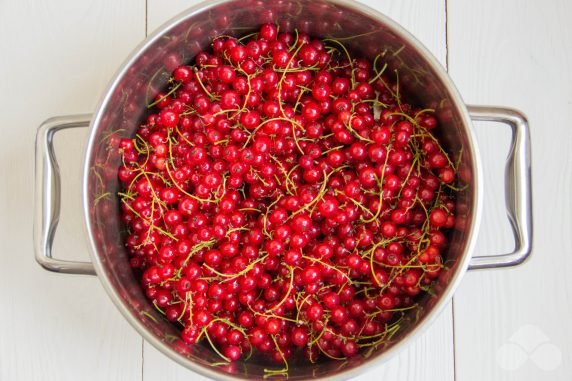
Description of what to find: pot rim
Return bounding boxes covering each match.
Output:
[82,0,483,379]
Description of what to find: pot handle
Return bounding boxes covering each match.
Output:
[34,115,97,275]
[466,105,533,270]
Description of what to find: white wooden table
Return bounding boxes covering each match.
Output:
[1,1,570,380]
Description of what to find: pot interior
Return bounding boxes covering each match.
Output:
[85,0,477,379]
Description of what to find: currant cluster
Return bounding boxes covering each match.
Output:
[117,23,459,370]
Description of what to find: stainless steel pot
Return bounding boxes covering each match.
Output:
[33,0,533,379]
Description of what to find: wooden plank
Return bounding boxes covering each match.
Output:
[144,1,453,380]
[0,1,145,380]
[448,1,572,380]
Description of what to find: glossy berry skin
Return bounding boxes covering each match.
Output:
[118,23,459,368]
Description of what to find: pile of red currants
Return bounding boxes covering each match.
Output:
[117,23,459,370]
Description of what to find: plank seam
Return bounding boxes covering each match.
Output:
[451,299,458,381]
[145,0,149,36]
[141,339,145,381]
[445,0,449,69]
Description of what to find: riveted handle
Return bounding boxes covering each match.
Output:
[467,105,533,270]
[34,115,96,275]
